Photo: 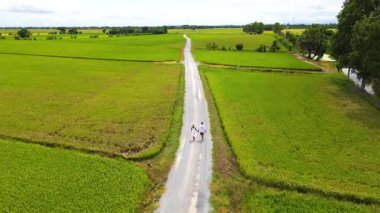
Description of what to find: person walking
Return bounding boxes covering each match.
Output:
[199,122,207,141]
[190,124,198,141]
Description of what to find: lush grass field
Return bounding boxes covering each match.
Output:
[190,31,283,51]
[170,28,244,35]
[0,54,181,158]
[180,30,319,70]
[243,189,379,212]
[0,139,149,212]
[196,50,319,70]
[203,68,380,202]
[0,34,183,61]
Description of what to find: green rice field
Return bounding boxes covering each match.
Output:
[0,139,149,212]
[0,34,183,61]
[196,50,319,70]
[181,29,319,70]
[243,189,379,212]
[203,67,380,203]
[0,54,181,158]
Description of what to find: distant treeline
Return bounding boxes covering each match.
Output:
[0,24,337,30]
[107,27,168,35]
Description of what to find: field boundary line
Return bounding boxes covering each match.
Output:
[201,73,380,206]
[199,61,322,72]
[0,52,179,64]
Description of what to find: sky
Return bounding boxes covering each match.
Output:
[0,0,345,27]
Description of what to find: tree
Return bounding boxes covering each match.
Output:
[17,29,31,39]
[236,43,244,51]
[299,25,333,60]
[68,28,78,34]
[350,8,380,90]
[102,29,107,34]
[243,22,264,34]
[271,40,280,52]
[273,22,282,34]
[57,27,66,34]
[332,0,376,70]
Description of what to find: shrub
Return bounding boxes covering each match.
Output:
[70,35,77,39]
[270,40,281,52]
[89,34,99,39]
[17,29,31,39]
[206,42,218,50]
[14,35,21,40]
[257,44,267,52]
[0,36,6,40]
[221,46,227,51]
[46,35,57,40]
[236,43,244,51]
[278,37,293,51]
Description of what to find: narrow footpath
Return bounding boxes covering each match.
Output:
[156,35,213,213]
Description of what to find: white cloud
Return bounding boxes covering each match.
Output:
[0,0,345,27]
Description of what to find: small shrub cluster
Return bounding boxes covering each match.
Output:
[257,44,267,52]
[206,42,218,50]
[89,34,99,39]
[46,35,57,40]
[236,44,244,51]
[206,42,243,51]
[270,40,281,52]
[277,37,293,51]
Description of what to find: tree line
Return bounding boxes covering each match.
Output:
[332,0,380,89]
[106,27,167,35]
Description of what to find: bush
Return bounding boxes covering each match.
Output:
[278,37,293,51]
[17,29,31,39]
[236,43,244,51]
[221,46,227,51]
[270,40,281,52]
[257,44,267,52]
[46,35,57,40]
[14,35,21,40]
[206,42,218,50]
[89,34,99,39]
[70,35,77,39]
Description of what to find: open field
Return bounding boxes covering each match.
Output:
[190,31,283,51]
[0,34,183,61]
[196,50,319,70]
[181,30,320,70]
[203,67,380,203]
[0,54,181,158]
[243,188,379,212]
[170,28,244,35]
[0,139,149,212]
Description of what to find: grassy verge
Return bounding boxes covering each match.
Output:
[200,68,380,211]
[0,140,149,212]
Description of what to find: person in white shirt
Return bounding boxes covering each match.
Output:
[190,124,198,141]
[198,122,207,141]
